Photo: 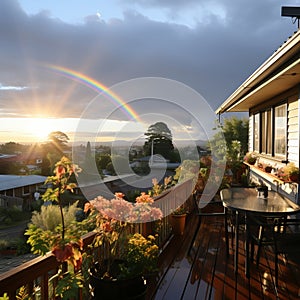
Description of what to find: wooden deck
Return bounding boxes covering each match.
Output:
[146,202,300,300]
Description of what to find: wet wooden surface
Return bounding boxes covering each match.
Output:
[146,201,300,300]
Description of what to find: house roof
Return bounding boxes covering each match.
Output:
[0,175,47,191]
[0,154,18,161]
[216,29,300,114]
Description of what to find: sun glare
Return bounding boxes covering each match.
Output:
[25,118,54,142]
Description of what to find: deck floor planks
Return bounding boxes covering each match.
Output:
[147,203,300,300]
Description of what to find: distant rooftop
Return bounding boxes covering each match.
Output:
[0,175,47,191]
[0,154,17,159]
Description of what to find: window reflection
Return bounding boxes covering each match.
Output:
[274,104,286,156]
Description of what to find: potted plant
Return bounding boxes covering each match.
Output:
[280,162,299,183]
[25,157,95,299]
[85,192,163,300]
[264,165,273,173]
[243,152,258,165]
[26,157,163,299]
[170,205,188,235]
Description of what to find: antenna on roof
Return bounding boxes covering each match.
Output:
[281,6,300,29]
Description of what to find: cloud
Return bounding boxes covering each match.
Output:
[0,84,28,91]
[0,0,296,126]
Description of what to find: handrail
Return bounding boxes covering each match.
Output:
[0,179,194,299]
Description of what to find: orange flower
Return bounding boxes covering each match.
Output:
[136,192,154,204]
[84,202,93,213]
[115,192,125,199]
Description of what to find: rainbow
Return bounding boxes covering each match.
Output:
[45,64,140,122]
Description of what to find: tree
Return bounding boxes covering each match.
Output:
[41,131,70,174]
[97,154,112,170]
[0,142,28,154]
[48,131,69,153]
[143,122,174,160]
[83,141,94,172]
[222,116,249,157]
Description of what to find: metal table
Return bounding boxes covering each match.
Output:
[221,188,300,276]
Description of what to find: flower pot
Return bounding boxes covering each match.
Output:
[171,214,186,235]
[90,261,147,300]
[264,166,272,173]
[289,174,299,183]
[247,159,256,165]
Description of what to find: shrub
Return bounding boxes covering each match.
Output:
[30,201,80,231]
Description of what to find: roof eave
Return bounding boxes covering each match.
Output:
[216,30,300,114]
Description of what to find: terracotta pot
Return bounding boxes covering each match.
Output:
[247,159,256,165]
[289,174,299,183]
[264,166,272,173]
[171,214,186,235]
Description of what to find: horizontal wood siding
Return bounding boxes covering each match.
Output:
[288,95,299,167]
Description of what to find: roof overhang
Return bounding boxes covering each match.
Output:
[216,30,300,114]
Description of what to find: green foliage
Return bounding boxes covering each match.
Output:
[26,203,95,256]
[222,116,249,157]
[30,201,79,231]
[0,142,29,154]
[0,206,27,225]
[210,117,248,162]
[0,293,9,300]
[0,237,30,255]
[25,156,93,298]
[50,269,84,299]
[97,153,112,170]
[173,159,199,184]
[143,122,175,160]
[149,176,172,197]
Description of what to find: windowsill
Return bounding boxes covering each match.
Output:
[256,153,286,164]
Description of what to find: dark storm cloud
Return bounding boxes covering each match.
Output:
[0,0,296,122]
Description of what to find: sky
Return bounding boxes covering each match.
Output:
[1,0,300,144]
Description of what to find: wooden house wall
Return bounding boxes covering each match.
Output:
[247,86,299,203]
[287,95,299,166]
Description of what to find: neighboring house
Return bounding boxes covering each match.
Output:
[0,175,47,209]
[0,151,43,174]
[216,30,300,203]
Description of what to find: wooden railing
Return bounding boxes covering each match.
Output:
[0,179,194,299]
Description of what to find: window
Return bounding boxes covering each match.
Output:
[253,113,259,151]
[261,109,272,154]
[23,185,30,195]
[274,104,287,157]
[6,189,13,197]
[252,102,287,158]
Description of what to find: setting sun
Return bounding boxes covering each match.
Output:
[24,118,55,141]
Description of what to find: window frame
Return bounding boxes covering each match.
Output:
[251,101,287,159]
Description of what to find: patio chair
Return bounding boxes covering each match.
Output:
[248,214,287,266]
[188,190,225,254]
[220,188,246,256]
[273,218,300,286]
[248,214,300,286]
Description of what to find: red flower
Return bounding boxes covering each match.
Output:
[52,243,74,262]
[55,165,66,178]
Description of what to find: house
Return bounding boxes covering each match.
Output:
[216,29,300,203]
[0,151,43,174]
[0,175,47,210]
